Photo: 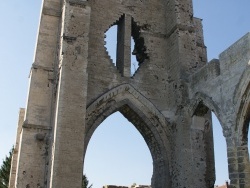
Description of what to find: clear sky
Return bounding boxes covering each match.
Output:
[0,0,250,188]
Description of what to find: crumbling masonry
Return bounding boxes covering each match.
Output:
[9,0,250,187]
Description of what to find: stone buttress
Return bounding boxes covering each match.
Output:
[10,0,250,188]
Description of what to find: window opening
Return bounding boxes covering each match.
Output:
[104,25,118,66]
[84,112,153,188]
[104,16,148,77]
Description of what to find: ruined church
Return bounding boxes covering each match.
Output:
[8,0,250,187]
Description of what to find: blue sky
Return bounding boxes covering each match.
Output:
[0,0,250,187]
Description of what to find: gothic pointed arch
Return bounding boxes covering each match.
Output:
[84,84,171,187]
[235,70,250,145]
[189,92,223,126]
[233,68,250,105]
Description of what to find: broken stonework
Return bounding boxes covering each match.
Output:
[9,0,250,188]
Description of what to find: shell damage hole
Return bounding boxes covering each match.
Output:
[104,15,149,76]
[131,37,138,75]
[131,20,148,65]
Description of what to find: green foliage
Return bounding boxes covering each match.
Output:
[0,148,13,188]
[82,174,92,188]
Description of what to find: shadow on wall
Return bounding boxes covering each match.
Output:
[248,122,250,156]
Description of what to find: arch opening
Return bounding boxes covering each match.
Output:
[84,85,171,188]
[84,112,153,188]
[211,113,229,186]
[84,104,170,188]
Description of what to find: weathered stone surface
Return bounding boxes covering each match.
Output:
[10,0,250,188]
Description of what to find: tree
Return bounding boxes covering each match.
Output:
[0,148,13,188]
[82,174,92,188]
[0,149,92,188]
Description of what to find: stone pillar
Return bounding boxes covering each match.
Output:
[116,14,131,77]
[236,145,250,188]
[14,0,62,187]
[203,115,216,187]
[190,114,215,188]
[227,138,250,188]
[49,2,90,188]
[227,140,239,188]
[8,108,25,188]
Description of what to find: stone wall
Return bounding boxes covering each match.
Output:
[10,0,250,188]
